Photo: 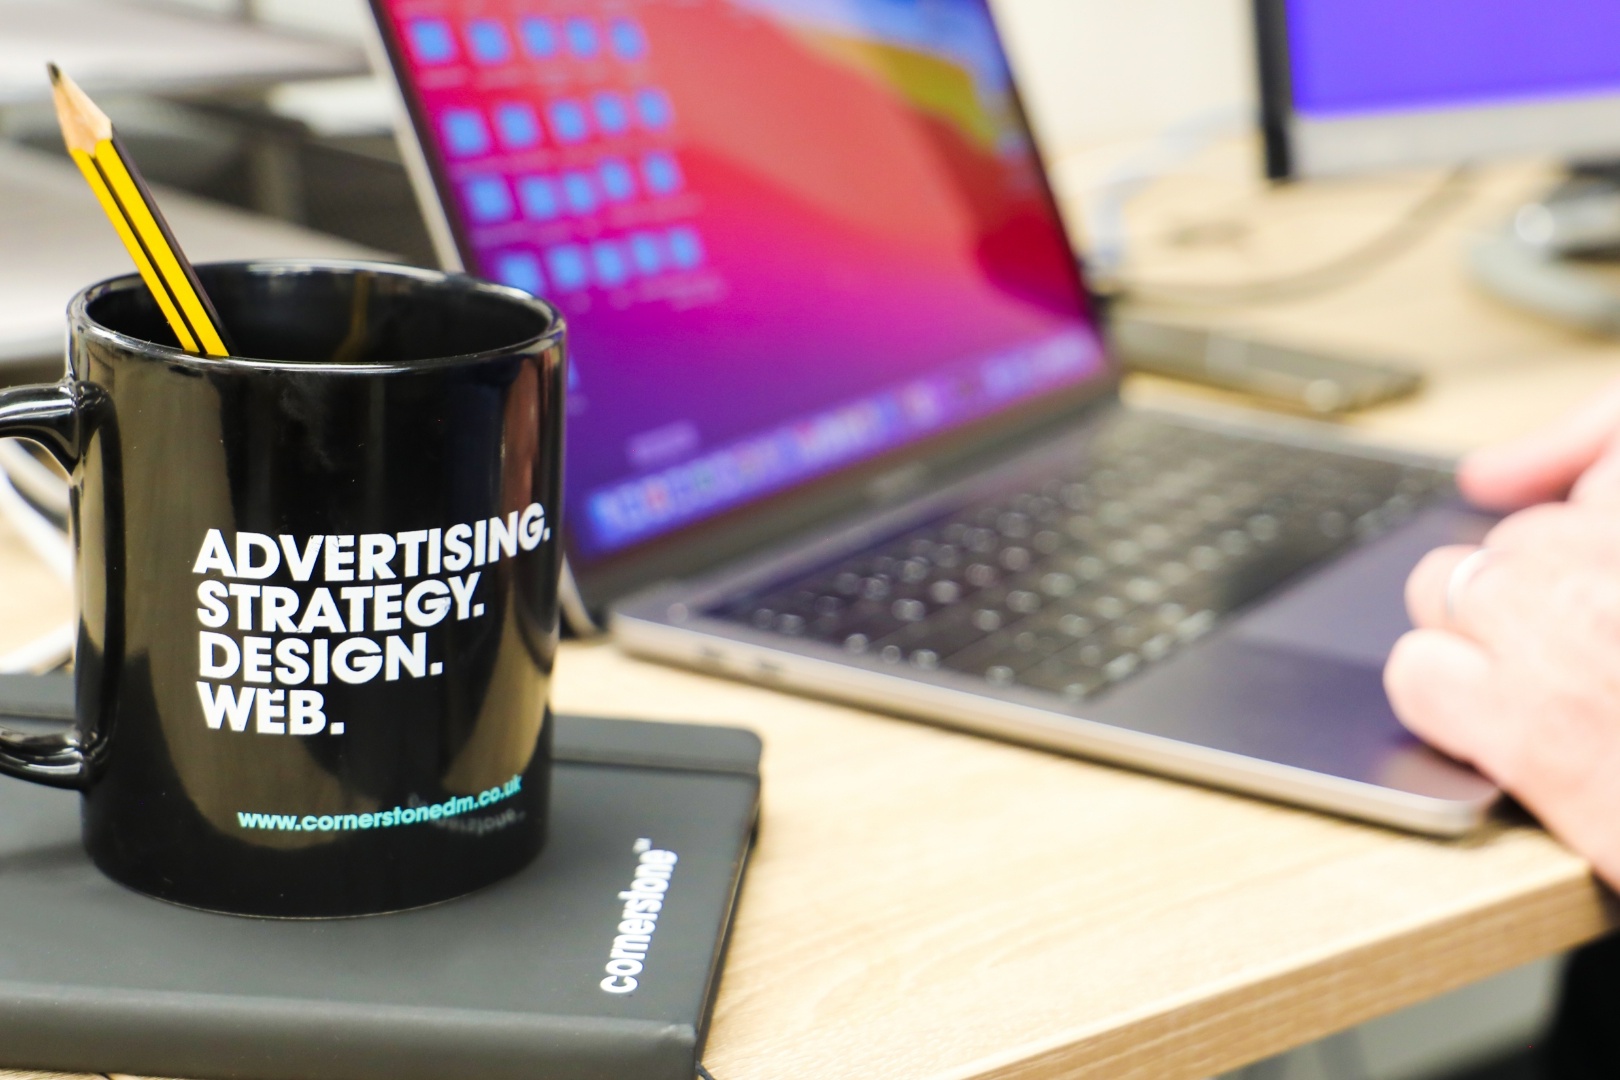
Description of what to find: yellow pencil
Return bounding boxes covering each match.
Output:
[47,63,231,357]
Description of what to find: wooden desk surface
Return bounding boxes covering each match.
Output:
[3,149,1620,1080]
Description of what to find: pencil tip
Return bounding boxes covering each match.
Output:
[46,62,60,85]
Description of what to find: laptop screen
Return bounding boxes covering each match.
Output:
[373,0,1106,570]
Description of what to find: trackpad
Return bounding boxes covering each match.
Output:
[1094,637,1493,799]
[1231,502,1494,668]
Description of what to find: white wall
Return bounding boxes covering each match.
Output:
[249,0,372,38]
[158,0,372,39]
[992,0,1255,150]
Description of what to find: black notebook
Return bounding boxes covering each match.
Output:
[0,689,759,1080]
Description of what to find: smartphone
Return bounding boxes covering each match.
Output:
[1111,314,1424,414]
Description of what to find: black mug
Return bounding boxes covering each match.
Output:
[0,260,565,917]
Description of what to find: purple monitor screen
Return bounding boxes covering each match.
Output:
[1286,0,1620,118]
[377,0,1104,567]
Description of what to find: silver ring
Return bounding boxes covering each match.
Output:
[1444,548,1493,628]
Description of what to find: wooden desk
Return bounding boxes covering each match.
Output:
[3,150,1620,1080]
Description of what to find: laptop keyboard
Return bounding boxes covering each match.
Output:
[708,414,1451,704]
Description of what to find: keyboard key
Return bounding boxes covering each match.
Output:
[1016,657,1108,701]
[940,631,1052,679]
[875,608,983,662]
[892,598,927,622]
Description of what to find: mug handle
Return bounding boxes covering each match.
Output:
[0,382,86,789]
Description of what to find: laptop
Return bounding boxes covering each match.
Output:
[364,0,1500,834]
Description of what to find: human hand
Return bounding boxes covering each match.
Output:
[1386,495,1620,886]
[1458,376,1620,511]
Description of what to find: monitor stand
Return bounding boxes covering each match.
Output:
[1467,161,1620,334]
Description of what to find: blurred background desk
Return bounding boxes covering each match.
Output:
[1,146,1618,1080]
[1061,142,1620,456]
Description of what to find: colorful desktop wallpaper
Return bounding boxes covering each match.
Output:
[380,0,1104,562]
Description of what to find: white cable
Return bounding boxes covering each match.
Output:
[0,439,74,674]
[0,446,71,583]
[0,440,69,518]
[1082,103,1249,283]
[0,623,73,675]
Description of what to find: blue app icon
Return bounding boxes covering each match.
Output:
[565,17,599,57]
[609,17,648,60]
[667,226,704,268]
[407,19,457,64]
[494,103,541,150]
[517,175,560,220]
[598,159,635,202]
[462,176,514,223]
[641,151,683,195]
[635,88,674,129]
[561,171,597,214]
[465,19,512,64]
[440,108,491,157]
[494,252,544,295]
[591,241,629,287]
[546,245,590,290]
[628,232,663,275]
[592,92,630,135]
[519,16,557,59]
[547,100,590,143]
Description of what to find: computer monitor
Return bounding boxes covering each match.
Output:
[1254,0,1620,178]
